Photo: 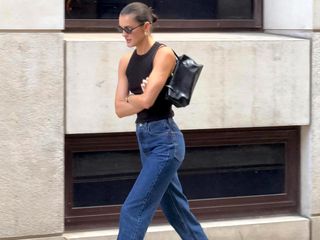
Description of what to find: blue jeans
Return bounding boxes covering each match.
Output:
[117,118,208,240]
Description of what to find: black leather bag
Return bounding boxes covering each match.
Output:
[165,50,203,108]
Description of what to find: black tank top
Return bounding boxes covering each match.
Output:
[126,41,174,123]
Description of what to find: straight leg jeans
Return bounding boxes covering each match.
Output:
[117,118,208,240]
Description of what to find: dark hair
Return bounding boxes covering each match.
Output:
[120,2,158,24]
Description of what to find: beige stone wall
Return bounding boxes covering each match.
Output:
[24,237,64,240]
[312,216,320,240]
[0,0,63,29]
[0,0,318,239]
[0,33,64,238]
[0,0,64,238]
[314,0,320,29]
[311,33,320,215]
[301,32,320,239]
[65,33,310,134]
[264,0,313,29]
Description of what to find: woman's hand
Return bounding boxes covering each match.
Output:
[116,46,175,116]
[141,77,149,92]
[128,47,175,109]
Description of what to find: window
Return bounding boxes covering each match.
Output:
[65,0,262,31]
[65,126,300,230]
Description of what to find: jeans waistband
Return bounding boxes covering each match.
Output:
[136,117,173,127]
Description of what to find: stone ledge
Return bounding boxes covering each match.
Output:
[64,32,307,42]
[311,215,320,240]
[63,216,309,240]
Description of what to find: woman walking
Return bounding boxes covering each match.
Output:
[115,2,208,240]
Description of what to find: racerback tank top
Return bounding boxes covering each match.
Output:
[126,41,174,123]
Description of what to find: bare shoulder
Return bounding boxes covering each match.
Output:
[119,51,133,68]
[157,45,175,57]
[155,45,176,64]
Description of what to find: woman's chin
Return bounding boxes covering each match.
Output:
[126,40,134,47]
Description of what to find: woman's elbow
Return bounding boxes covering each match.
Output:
[141,98,154,109]
[115,104,125,118]
[115,109,122,118]
[115,110,124,118]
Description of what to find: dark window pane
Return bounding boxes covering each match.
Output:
[72,143,285,208]
[73,150,140,207]
[66,0,253,20]
[181,144,285,199]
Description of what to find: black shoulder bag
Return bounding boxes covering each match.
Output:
[165,50,204,108]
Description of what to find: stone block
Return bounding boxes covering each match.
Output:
[65,33,310,133]
[25,237,64,240]
[311,216,320,240]
[0,33,64,237]
[311,32,320,215]
[0,0,64,29]
[264,0,313,30]
[314,0,320,30]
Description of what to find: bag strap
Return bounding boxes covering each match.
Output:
[171,49,179,59]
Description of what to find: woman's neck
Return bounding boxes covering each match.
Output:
[135,36,155,55]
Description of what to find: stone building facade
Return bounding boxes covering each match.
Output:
[0,0,319,239]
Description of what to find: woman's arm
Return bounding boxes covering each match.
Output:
[115,52,145,118]
[126,46,176,109]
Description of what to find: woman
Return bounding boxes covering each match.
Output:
[115,2,208,240]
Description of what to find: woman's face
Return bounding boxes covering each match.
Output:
[118,14,145,48]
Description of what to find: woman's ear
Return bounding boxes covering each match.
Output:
[144,22,152,35]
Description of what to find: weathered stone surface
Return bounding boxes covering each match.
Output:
[65,33,310,133]
[264,0,313,29]
[311,32,320,214]
[311,216,320,240]
[0,33,64,237]
[315,0,320,29]
[25,237,64,240]
[0,0,64,29]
